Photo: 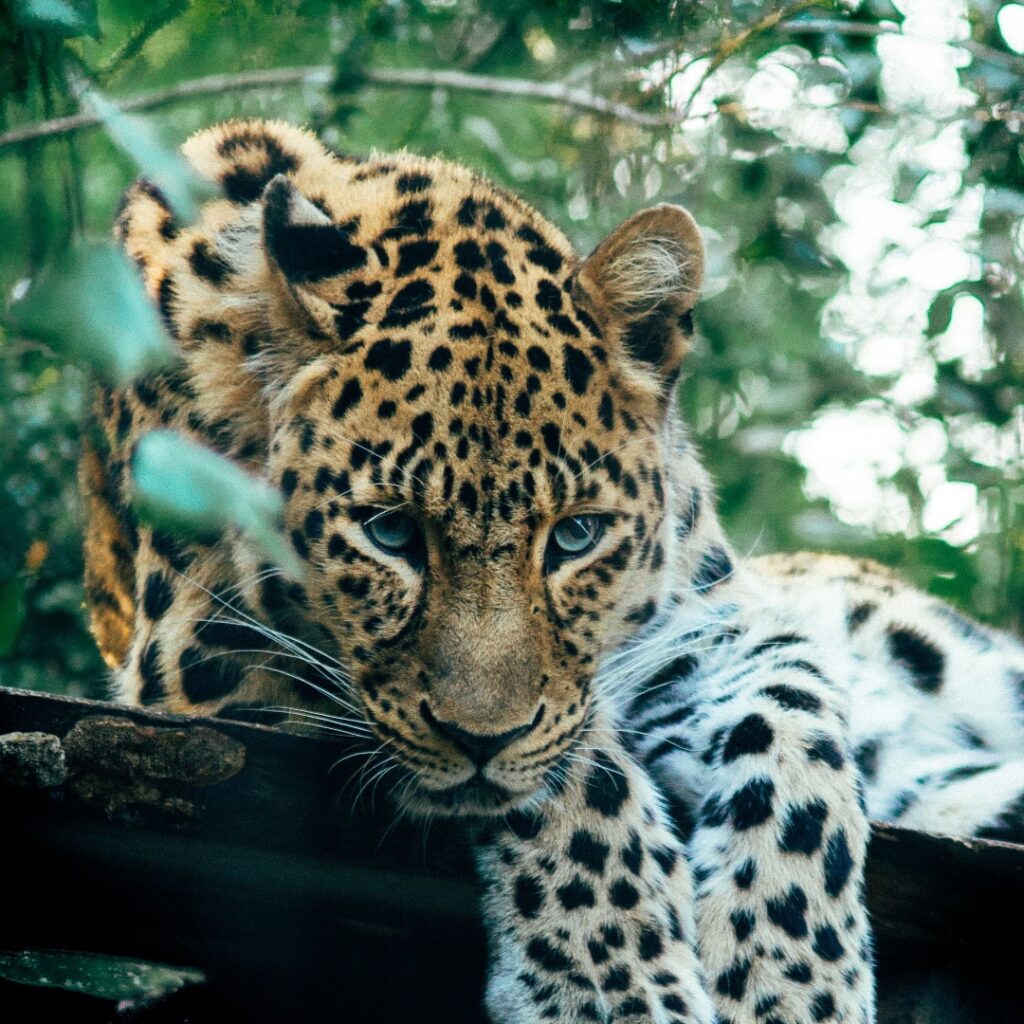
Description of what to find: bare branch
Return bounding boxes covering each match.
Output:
[778,17,1024,73]
[0,63,682,151]
[364,66,678,126]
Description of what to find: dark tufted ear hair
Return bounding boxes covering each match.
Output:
[262,174,367,285]
[575,204,704,389]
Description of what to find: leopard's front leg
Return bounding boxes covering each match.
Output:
[633,636,876,1024]
[471,723,715,1024]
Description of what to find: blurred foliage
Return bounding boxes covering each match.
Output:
[0,0,1022,697]
[0,948,204,1001]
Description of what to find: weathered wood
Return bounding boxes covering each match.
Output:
[2,686,1023,1021]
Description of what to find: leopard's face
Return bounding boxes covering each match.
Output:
[270,328,677,814]
[113,120,704,815]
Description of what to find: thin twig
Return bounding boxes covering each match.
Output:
[778,17,1024,73]
[677,0,824,122]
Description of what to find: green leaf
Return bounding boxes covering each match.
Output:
[0,949,203,1002]
[13,0,97,38]
[132,430,304,580]
[73,78,219,223]
[926,288,957,337]
[0,579,27,658]
[6,244,175,386]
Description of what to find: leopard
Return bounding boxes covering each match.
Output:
[80,118,1024,1024]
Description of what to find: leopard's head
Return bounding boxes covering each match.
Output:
[119,121,705,814]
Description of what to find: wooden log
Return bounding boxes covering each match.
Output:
[2,685,1022,1022]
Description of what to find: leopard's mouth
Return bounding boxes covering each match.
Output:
[401,772,536,817]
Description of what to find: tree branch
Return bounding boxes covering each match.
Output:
[3,18,1018,154]
[778,17,1024,73]
[0,64,684,151]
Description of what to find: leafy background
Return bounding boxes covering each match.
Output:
[1,0,1022,699]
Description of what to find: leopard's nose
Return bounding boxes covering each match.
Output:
[419,700,544,766]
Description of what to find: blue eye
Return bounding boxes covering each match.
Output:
[363,509,419,554]
[548,514,605,560]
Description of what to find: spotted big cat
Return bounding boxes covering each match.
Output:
[81,119,1024,1023]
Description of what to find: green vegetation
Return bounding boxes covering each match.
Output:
[1,0,1022,696]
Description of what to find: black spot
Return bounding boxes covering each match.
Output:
[731,909,755,942]
[536,280,562,311]
[716,959,751,1001]
[179,645,242,703]
[812,926,844,962]
[304,508,324,541]
[722,714,774,762]
[514,874,545,919]
[847,601,875,631]
[730,777,775,830]
[759,684,822,714]
[428,345,452,371]
[290,529,309,560]
[138,641,165,705]
[332,377,363,419]
[396,238,440,277]
[601,965,631,993]
[397,172,432,194]
[526,937,572,973]
[548,313,580,337]
[888,626,945,693]
[588,940,609,965]
[637,926,663,961]
[381,279,435,328]
[806,734,845,770]
[693,546,734,592]
[700,794,728,828]
[779,799,829,855]
[625,600,657,625]
[383,199,432,239]
[157,275,178,336]
[584,752,630,817]
[601,924,625,948]
[486,241,515,283]
[142,572,173,620]
[364,338,413,381]
[608,878,639,909]
[506,809,544,840]
[651,846,678,875]
[810,991,836,1021]
[784,961,813,984]
[458,481,478,515]
[628,654,699,717]
[568,830,609,874]
[556,876,596,910]
[221,139,298,203]
[454,239,485,271]
[527,345,552,372]
[734,859,756,889]
[621,830,643,875]
[521,235,563,273]
[766,885,808,938]
[563,345,594,395]
[661,994,687,1014]
[189,239,232,285]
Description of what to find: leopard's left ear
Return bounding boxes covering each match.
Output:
[575,204,703,388]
